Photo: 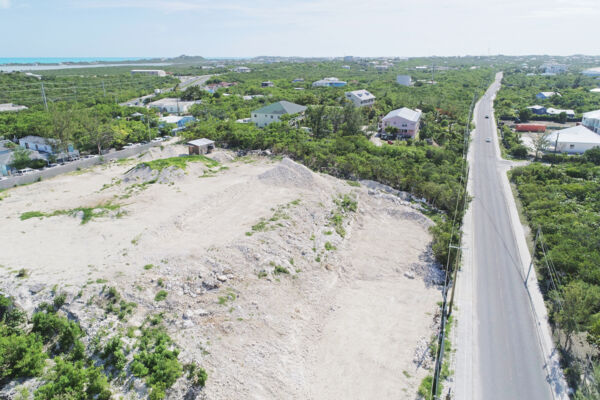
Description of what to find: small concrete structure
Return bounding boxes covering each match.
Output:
[187,138,215,155]
[261,81,274,87]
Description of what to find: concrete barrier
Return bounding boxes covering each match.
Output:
[0,141,170,190]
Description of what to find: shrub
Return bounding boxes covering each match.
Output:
[0,327,47,382]
[273,265,289,275]
[32,310,83,355]
[184,363,208,387]
[53,293,67,310]
[154,290,168,302]
[34,357,111,400]
[131,327,182,399]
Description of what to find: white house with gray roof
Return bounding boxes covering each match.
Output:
[251,101,307,128]
[547,125,600,154]
[345,90,375,107]
[380,107,422,138]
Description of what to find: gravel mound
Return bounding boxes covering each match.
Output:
[123,165,184,184]
[258,158,315,189]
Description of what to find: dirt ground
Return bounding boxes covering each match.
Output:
[0,144,442,399]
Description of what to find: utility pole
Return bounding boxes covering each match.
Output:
[553,131,561,164]
[525,227,540,285]
[41,83,48,111]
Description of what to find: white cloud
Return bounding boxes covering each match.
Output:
[0,0,11,9]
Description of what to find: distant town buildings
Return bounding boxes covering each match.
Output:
[590,88,600,93]
[250,101,307,128]
[396,75,412,86]
[233,66,251,73]
[130,69,167,77]
[292,78,304,83]
[312,77,347,87]
[380,107,422,139]
[341,65,351,70]
[541,63,567,74]
[261,81,274,87]
[148,98,200,114]
[0,103,28,112]
[536,91,561,100]
[582,110,600,134]
[345,89,375,107]
[582,68,600,77]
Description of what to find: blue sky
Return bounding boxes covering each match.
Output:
[1,0,599,58]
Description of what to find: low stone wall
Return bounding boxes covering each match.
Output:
[0,141,167,190]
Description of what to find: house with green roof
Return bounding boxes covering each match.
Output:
[250,101,307,128]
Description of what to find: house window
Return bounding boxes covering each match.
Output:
[254,114,257,118]
[570,144,575,149]
[271,115,273,119]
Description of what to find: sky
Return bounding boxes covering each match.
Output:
[0,0,599,58]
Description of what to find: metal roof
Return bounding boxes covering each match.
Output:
[345,89,375,101]
[252,101,307,115]
[583,109,600,119]
[187,138,215,147]
[547,125,600,144]
[382,107,422,122]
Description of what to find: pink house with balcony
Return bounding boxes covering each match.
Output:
[380,107,422,138]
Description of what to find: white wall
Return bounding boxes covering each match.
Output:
[251,113,280,128]
[557,141,600,154]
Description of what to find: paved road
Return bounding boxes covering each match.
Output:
[466,74,553,399]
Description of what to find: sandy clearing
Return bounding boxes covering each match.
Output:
[0,145,441,399]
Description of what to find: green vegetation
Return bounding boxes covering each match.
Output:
[273,265,290,275]
[137,154,219,172]
[144,264,155,270]
[20,202,122,224]
[246,199,299,236]
[34,358,111,400]
[184,363,208,388]
[131,326,183,400]
[154,290,168,302]
[218,289,237,305]
[511,156,600,392]
[324,241,336,251]
[418,316,453,399]
[328,194,358,238]
[103,287,137,320]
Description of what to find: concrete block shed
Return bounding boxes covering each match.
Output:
[187,138,215,155]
